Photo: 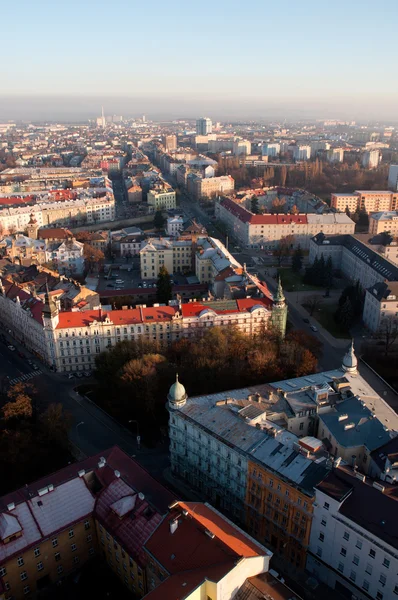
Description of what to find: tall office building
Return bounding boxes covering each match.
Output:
[163,134,177,151]
[196,117,212,135]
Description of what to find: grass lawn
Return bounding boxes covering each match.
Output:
[304,302,350,339]
[279,268,320,292]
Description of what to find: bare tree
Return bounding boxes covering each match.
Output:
[378,316,398,356]
[305,294,323,316]
[273,235,295,266]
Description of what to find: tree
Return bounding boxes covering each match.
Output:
[378,316,398,356]
[154,210,166,231]
[380,231,393,246]
[290,204,299,215]
[280,165,287,187]
[335,297,354,330]
[292,246,303,273]
[83,244,104,273]
[345,206,351,218]
[324,256,334,294]
[251,195,260,214]
[39,403,72,447]
[273,235,295,266]
[156,265,172,304]
[75,231,92,243]
[271,197,287,214]
[304,294,323,317]
[2,383,33,421]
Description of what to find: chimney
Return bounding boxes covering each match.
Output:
[170,518,179,534]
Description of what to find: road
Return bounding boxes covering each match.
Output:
[0,331,170,485]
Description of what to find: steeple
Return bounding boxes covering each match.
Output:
[274,276,285,304]
[42,283,59,328]
[26,212,38,239]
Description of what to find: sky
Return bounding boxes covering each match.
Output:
[2,0,398,121]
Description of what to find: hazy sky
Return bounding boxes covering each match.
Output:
[2,0,398,121]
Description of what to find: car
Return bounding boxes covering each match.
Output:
[303,318,310,324]
[33,364,39,370]
[68,373,75,379]
[8,345,15,351]
[76,373,83,378]
[84,371,91,377]
[106,284,114,288]
[310,325,318,332]
[27,359,33,365]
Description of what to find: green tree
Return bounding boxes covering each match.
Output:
[292,246,303,273]
[251,195,259,214]
[323,256,334,293]
[154,210,166,231]
[335,297,354,329]
[156,265,172,304]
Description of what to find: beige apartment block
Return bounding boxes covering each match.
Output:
[369,211,398,235]
[147,189,176,211]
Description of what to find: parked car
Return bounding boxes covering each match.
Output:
[303,318,310,324]
[8,345,15,351]
[33,364,39,370]
[310,325,318,332]
[68,373,75,379]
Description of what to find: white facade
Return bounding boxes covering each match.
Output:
[196,117,212,135]
[293,145,311,161]
[362,149,380,169]
[233,139,251,156]
[308,471,398,600]
[327,148,345,163]
[166,216,184,236]
[262,143,280,157]
[147,189,176,211]
[45,239,84,275]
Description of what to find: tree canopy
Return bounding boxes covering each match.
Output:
[157,266,172,304]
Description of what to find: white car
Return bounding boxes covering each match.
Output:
[8,345,15,351]
[310,325,318,332]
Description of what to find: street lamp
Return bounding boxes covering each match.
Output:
[128,420,141,449]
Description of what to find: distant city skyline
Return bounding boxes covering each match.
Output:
[2,0,398,121]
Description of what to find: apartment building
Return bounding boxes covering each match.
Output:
[309,232,398,331]
[140,238,192,279]
[233,139,251,156]
[168,342,398,568]
[216,197,355,249]
[196,117,212,135]
[166,215,184,236]
[369,211,398,235]
[362,149,380,169]
[45,238,84,276]
[127,184,142,204]
[147,189,176,211]
[0,189,115,233]
[388,164,398,191]
[327,148,345,163]
[120,233,145,257]
[307,464,398,600]
[262,143,280,157]
[331,190,398,213]
[189,174,235,199]
[293,145,311,161]
[0,275,284,372]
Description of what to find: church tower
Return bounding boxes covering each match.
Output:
[271,277,287,338]
[42,286,59,329]
[26,213,39,240]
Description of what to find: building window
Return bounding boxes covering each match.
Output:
[376,592,383,600]
[73,556,79,565]
[89,548,95,556]
[316,547,322,557]
[340,547,347,557]
[0,567,7,577]
[356,540,362,549]
[369,548,376,559]
[323,502,329,510]
[33,548,40,557]
[20,571,28,581]
[4,582,10,591]
[343,531,350,541]
[380,574,387,586]
[55,552,61,562]
[319,533,324,542]
[365,564,373,575]
[393,584,398,595]
[84,520,90,530]
[37,562,44,571]
[71,544,77,552]
[321,518,326,526]
[353,555,359,566]
[57,565,63,574]
[69,529,74,539]
[363,580,370,592]
[87,534,92,543]
[23,585,30,595]
[337,562,344,573]
[17,557,24,567]
[350,571,356,582]
[383,558,390,569]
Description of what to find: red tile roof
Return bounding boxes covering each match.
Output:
[0,196,36,206]
[181,297,270,318]
[56,306,178,329]
[38,228,73,240]
[220,197,308,225]
[2,278,44,324]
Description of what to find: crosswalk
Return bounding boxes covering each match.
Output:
[9,370,43,386]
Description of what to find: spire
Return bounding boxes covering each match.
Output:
[274,276,285,303]
[42,282,58,319]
